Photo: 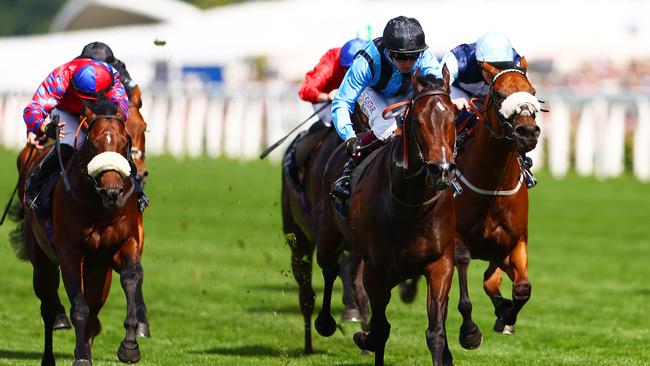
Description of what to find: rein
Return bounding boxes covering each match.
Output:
[55,114,135,210]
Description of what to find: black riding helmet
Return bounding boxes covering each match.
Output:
[79,41,115,64]
[383,16,428,54]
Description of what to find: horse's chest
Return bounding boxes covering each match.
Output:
[83,219,130,251]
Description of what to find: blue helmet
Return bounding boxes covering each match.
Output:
[71,61,114,99]
[340,38,366,67]
[475,32,514,63]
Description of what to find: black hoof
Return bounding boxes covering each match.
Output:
[353,331,375,352]
[341,308,362,323]
[136,322,150,338]
[314,312,337,337]
[117,341,141,364]
[73,359,91,366]
[399,281,417,303]
[459,324,483,349]
[52,312,72,330]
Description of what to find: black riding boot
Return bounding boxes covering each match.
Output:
[330,158,357,218]
[25,145,73,212]
[520,154,537,188]
[128,160,149,212]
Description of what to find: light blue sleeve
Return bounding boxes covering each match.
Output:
[440,51,459,85]
[416,49,442,79]
[332,56,373,141]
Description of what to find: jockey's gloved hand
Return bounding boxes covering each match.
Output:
[44,121,58,139]
[345,137,363,159]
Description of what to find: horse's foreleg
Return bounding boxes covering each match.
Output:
[338,251,361,322]
[351,255,370,326]
[82,265,112,351]
[424,246,454,366]
[135,215,150,338]
[314,251,340,337]
[500,240,531,333]
[59,248,92,365]
[454,241,482,349]
[117,238,143,364]
[353,263,391,366]
[483,262,512,333]
[288,230,315,354]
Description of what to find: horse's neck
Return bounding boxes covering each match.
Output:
[390,136,438,206]
[462,114,521,187]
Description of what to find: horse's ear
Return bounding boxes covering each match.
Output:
[411,69,425,93]
[441,64,450,88]
[82,104,95,122]
[518,56,528,72]
[481,61,499,79]
[130,85,143,109]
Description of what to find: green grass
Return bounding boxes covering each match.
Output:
[0,148,649,366]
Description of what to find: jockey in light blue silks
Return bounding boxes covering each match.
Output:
[440,32,537,188]
[330,16,442,208]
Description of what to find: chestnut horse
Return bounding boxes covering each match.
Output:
[281,109,369,354]
[14,95,144,366]
[454,59,541,340]
[313,69,461,366]
[124,84,151,337]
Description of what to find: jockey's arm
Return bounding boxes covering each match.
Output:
[23,68,70,135]
[416,49,443,79]
[106,69,130,120]
[298,49,338,104]
[332,56,372,142]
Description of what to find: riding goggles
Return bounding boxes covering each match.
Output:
[390,51,421,62]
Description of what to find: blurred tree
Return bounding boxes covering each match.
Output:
[0,0,66,36]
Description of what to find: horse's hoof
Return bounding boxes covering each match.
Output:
[136,322,151,338]
[493,319,516,335]
[52,312,72,330]
[341,308,362,323]
[459,324,483,350]
[72,359,91,366]
[353,331,375,352]
[315,312,337,337]
[117,341,141,364]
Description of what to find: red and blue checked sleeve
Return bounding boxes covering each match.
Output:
[23,69,70,134]
[107,68,130,120]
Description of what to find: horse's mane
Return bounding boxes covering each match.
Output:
[415,73,447,92]
[84,93,118,116]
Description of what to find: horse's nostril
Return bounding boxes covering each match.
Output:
[515,125,539,139]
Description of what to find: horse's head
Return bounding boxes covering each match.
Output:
[125,85,148,185]
[80,94,133,210]
[409,66,457,189]
[482,58,541,152]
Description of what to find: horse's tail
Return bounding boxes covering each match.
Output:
[8,200,28,261]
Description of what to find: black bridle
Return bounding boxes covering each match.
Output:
[402,88,454,180]
[55,114,135,209]
[482,68,529,141]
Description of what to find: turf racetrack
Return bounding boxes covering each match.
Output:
[0,148,648,365]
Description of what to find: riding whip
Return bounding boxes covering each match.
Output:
[0,144,37,226]
[259,101,331,160]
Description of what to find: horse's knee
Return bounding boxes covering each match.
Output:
[454,245,471,267]
[513,282,531,302]
[71,295,89,324]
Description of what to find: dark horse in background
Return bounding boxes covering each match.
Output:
[453,59,541,339]
[281,107,370,354]
[11,95,145,365]
[313,68,463,366]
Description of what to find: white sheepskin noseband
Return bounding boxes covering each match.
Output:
[499,92,541,118]
[87,151,131,178]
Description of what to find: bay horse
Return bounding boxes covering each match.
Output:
[124,84,151,338]
[14,95,144,366]
[313,68,461,366]
[453,59,541,340]
[281,108,370,354]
